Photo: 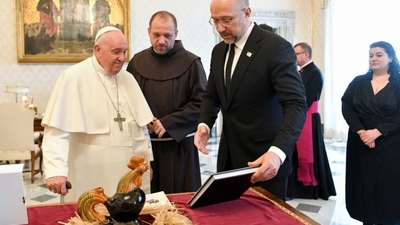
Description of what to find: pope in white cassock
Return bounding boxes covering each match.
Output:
[41,26,153,202]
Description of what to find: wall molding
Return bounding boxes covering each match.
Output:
[251,10,295,44]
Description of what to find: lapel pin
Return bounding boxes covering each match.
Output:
[246,52,252,57]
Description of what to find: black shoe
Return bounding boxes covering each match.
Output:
[285,196,294,201]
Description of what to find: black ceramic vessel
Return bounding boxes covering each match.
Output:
[104,187,146,224]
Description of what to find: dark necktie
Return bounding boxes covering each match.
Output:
[225,44,235,96]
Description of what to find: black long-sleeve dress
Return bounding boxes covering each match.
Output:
[342,72,400,224]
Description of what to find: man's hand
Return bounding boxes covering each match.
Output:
[147,122,154,134]
[248,151,281,183]
[194,125,210,154]
[152,117,166,138]
[46,176,68,195]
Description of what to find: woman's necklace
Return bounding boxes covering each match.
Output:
[92,59,125,131]
[372,73,390,83]
[371,74,390,94]
[372,77,389,84]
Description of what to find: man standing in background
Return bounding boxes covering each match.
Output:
[127,11,207,194]
[287,42,336,200]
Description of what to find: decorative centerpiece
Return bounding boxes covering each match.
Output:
[60,155,193,225]
[77,155,149,224]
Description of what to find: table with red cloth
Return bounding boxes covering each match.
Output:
[27,187,319,225]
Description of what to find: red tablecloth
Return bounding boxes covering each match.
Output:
[27,188,317,225]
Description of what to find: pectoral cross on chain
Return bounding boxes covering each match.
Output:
[114,112,126,131]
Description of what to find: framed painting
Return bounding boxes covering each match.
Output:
[16,0,130,63]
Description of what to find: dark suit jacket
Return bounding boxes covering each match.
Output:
[199,24,307,180]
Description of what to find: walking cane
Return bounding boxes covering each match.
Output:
[60,181,72,203]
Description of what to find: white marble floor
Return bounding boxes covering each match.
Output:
[14,135,362,225]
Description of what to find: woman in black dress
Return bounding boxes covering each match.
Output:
[342,41,400,225]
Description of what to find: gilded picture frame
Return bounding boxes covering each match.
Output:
[16,0,130,63]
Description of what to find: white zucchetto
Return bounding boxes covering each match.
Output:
[95,26,122,42]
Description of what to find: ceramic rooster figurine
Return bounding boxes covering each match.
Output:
[77,155,149,224]
[116,155,149,194]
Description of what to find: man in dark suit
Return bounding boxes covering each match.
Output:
[194,0,307,201]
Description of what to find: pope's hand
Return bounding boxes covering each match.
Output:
[46,176,68,195]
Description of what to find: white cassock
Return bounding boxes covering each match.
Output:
[42,56,153,202]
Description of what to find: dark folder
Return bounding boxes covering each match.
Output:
[188,166,258,208]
